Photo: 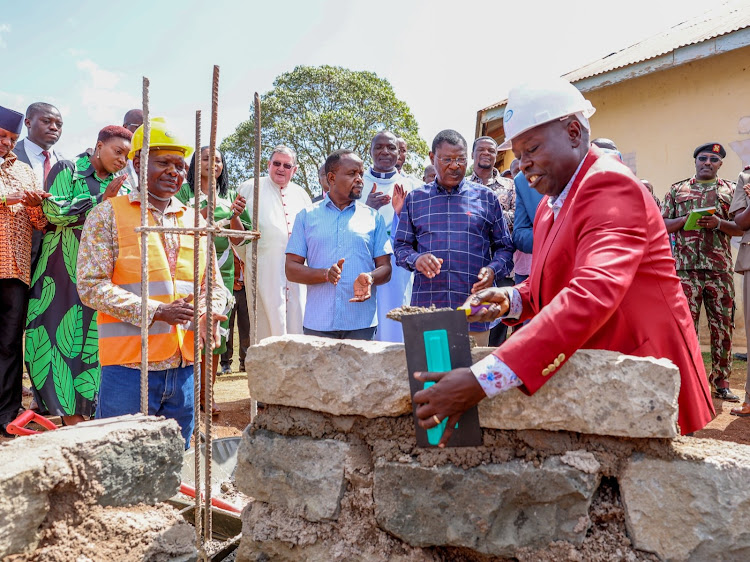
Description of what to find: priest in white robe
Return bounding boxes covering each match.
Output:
[239,146,312,342]
[363,131,418,343]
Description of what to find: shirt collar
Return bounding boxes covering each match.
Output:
[469,167,499,186]
[23,138,45,156]
[325,197,356,212]
[128,189,187,215]
[547,155,587,213]
[435,178,466,194]
[369,167,398,180]
[1,152,17,168]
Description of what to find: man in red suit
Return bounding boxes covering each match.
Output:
[413,78,714,444]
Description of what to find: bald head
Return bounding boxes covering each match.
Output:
[123,109,144,133]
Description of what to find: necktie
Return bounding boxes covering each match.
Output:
[41,150,51,185]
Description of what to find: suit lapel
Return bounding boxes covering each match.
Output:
[529,149,599,307]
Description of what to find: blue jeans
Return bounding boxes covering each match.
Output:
[99,365,195,449]
[303,326,377,340]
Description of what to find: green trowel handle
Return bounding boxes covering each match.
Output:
[423,330,459,445]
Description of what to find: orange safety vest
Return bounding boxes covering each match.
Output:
[98,195,207,366]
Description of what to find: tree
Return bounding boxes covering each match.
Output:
[220,65,429,196]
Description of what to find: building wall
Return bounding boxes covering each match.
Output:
[584,45,750,350]
[583,44,750,198]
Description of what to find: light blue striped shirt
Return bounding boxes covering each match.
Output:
[286,198,393,331]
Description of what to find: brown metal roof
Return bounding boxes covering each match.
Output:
[480,0,750,114]
[563,1,750,83]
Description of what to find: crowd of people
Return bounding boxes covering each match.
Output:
[1,76,749,446]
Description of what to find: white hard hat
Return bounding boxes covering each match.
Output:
[498,78,596,150]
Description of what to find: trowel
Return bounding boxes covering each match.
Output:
[401,309,482,448]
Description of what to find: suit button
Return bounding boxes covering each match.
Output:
[553,358,561,368]
[542,368,550,376]
[557,353,565,362]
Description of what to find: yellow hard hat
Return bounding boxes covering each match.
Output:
[128,117,194,160]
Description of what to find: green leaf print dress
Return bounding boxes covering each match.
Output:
[24,154,128,417]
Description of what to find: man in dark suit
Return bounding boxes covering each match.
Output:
[413,78,714,442]
[13,102,63,271]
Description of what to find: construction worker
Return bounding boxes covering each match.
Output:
[78,118,226,448]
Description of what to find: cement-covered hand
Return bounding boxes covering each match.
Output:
[413,368,487,448]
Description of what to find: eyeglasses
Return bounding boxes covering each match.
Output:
[271,160,294,170]
[438,157,468,166]
[697,155,721,163]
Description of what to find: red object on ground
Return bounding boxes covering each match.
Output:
[6,410,58,436]
[179,482,241,514]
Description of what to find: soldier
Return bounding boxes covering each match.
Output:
[663,142,743,401]
[728,164,750,415]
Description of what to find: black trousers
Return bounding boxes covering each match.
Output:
[221,287,250,370]
[0,278,28,427]
[488,276,515,347]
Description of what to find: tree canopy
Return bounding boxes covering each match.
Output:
[220,65,429,195]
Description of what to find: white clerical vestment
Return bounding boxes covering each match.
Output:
[363,168,420,343]
[238,176,312,341]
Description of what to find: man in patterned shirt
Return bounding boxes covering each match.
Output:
[663,142,742,402]
[394,129,513,346]
[78,121,226,447]
[468,136,516,346]
[0,105,49,438]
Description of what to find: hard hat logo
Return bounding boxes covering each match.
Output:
[498,77,596,151]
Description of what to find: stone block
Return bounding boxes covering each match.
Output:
[620,438,750,561]
[373,456,600,556]
[474,348,680,438]
[0,414,183,558]
[246,335,411,417]
[236,428,349,521]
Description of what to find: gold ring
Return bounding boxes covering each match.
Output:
[432,414,442,425]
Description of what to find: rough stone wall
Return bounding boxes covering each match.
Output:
[237,336,750,561]
[0,415,195,561]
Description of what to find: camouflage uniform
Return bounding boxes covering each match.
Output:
[663,176,736,388]
[729,165,750,403]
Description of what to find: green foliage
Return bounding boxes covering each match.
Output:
[52,347,75,415]
[74,366,100,401]
[81,315,99,364]
[220,65,429,196]
[25,326,52,389]
[31,228,62,287]
[27,276,56,324]
[62,229,79,284]
[56,304,83,359]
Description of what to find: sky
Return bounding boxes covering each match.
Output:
[0,0,718,169]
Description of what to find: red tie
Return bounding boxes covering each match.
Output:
[41,150,51,184]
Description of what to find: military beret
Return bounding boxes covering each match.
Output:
[0,105,24,135]
[693,142,726,159]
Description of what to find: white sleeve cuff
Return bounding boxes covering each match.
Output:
[505,287,522,320]
[470,353,522,398]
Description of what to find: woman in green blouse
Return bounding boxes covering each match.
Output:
[25,125,133,426]
[185,146,252,415]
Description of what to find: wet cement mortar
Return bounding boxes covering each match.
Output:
[241,405,717,561]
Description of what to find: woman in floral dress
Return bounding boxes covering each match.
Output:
[25,126,132,425]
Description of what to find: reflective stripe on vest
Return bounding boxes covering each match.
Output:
[98,195,207,366]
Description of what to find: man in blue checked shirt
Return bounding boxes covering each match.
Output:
[285,149,393,340]
[394,129,514,346]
